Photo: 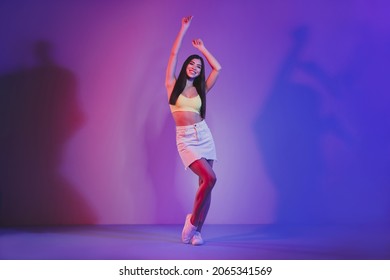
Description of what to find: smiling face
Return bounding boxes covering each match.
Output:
[186,58,202,79]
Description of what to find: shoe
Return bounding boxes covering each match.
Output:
[191,231,204,246]
[181,214,197,244]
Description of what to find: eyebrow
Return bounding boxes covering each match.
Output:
[190,61,202,67]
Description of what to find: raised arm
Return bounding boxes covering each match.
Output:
[192,39,222,93]
[165,16,193,95]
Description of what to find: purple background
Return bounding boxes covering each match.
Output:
[1,0,389,226]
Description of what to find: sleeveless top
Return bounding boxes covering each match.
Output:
[169,94,201,114]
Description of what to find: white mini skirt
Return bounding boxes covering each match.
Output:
[176,120,217,169]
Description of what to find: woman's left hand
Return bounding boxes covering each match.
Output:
[192,38,206,51]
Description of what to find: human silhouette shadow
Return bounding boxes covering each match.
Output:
[254,26,343,225]
[0,40,97,226]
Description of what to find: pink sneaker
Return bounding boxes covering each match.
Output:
[191,231,204,246]
[181,214,197,244]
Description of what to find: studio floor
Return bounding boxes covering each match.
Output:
[1,224,389,260]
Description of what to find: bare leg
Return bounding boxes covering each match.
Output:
[188,158,216,229]
[196,160,213,232]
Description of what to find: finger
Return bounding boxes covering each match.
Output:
[185,15,193,23]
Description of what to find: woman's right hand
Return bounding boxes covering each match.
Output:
[181,16,193,30]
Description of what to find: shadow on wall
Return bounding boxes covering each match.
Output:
[0,40,97,226]
[253,26,344,225]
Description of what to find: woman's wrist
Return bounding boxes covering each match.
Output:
[180,24,190,33]
[198,46,207,54]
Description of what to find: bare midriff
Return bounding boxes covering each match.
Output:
[172,111,203,126]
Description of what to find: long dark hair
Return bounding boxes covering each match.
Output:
[169,54,206,118]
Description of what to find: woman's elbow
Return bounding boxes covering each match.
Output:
[215,64,222,72]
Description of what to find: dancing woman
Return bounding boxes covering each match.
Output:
[165,16,222,245]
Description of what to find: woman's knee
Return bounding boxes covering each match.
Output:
[204,172,217,188]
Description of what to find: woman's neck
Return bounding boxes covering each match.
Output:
[185,79,194,88]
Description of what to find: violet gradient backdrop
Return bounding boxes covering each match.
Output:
[0,0,389,226]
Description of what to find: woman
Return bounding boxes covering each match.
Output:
[165,16,222,246]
